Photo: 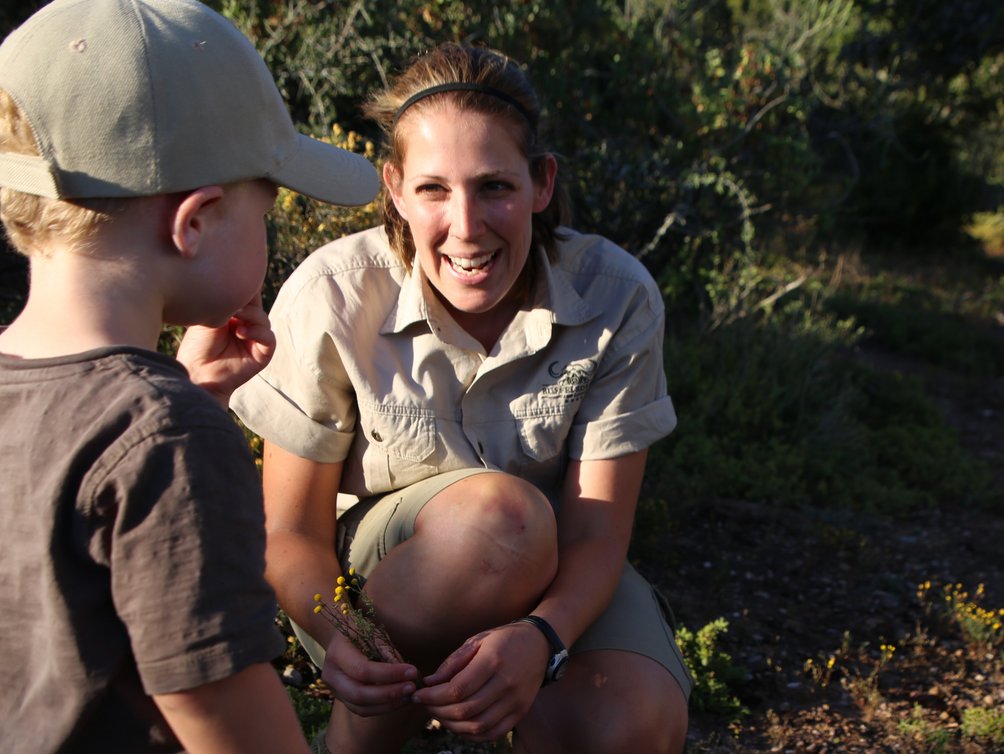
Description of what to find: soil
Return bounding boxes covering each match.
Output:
[665,348,1004,753]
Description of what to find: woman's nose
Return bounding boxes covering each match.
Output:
[448,192,484,240]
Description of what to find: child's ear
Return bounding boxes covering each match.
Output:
[382,162,408,222]
[170,185,225,257]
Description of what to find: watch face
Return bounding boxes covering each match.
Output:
[553,656,568,680]
[547,649,569,683]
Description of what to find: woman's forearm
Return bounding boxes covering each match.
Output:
[265,527,344,648]
[532,533,627,647]
[261,441,346,648]
[533,450,648,646]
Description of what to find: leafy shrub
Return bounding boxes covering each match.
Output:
[649,299,999,514]
[962,706,1004,746]
[286,687,330,742]
[676,617,748,718]
[810,0,1004,250]
[917,580,1004,650]
[897,704,954,753]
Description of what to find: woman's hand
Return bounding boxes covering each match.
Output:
[411,622,550,742]
[321,631,420,717]
[176,295,276,408]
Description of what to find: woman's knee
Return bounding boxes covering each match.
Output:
[517,651,688,754]
[417,473,558,550]
[416,472,558,586]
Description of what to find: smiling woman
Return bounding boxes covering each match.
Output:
[231,43,691,754]
[383,105,555,350]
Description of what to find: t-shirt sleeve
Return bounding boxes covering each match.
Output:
[567,278,677,460]
[86,409,284,695]
[231,271,357,463]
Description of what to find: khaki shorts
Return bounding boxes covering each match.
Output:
[294,468,693,699]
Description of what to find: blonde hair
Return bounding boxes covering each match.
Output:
[0,89,130,257]
[363,44,569,271]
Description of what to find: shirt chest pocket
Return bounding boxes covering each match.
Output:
[509,397,575,463]
[358,403,437,489]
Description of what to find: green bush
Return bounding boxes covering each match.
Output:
[287,688,330,743]
[676,617,748,718]
[962,706,1004,745]
[648,298,999,514]
[814,1,1004,250]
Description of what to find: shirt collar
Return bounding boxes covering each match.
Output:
[382,258,429,335]
[533,240,599,327]
[381,239,599,337]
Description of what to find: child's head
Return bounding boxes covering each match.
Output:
[0,0,378,256]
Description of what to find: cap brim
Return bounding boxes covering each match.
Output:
[272,134,380,206]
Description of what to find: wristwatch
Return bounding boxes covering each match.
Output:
[513,615,569,685]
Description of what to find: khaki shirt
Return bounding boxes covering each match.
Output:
[231,226,676,508]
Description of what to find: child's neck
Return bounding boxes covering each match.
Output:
[0,247,165,359]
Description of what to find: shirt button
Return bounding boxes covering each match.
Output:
[371,430,382,442]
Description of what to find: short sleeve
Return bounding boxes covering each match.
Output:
[88,412,284,695]
[231,270,357,463]
[568,282,677,460]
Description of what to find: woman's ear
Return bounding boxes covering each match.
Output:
[532,153,558,213]
[383,162,408,222]
[170,185,225,258]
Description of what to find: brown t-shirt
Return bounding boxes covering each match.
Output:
[0,347,284,753]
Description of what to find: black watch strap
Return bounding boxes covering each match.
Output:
[513,615,569,685]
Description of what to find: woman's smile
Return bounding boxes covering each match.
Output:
[444,249,498,275]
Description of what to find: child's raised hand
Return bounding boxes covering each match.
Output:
[176,295,276,408]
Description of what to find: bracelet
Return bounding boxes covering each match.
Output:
[513,615,569,685]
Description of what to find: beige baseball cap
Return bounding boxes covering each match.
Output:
[0,0,378,205]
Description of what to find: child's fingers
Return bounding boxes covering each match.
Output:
[234,304,269,325]
[233,321,275,346]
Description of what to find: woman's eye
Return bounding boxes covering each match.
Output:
[415,183,445,194]
[483,180,513,194]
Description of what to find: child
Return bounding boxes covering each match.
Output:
[0,1,378,752]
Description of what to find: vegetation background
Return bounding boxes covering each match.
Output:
[1,1,1002,751]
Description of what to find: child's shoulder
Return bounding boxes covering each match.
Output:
[0,346,255,534]
[0,346,226,431]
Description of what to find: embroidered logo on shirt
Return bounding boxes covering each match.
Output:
[542,359,596,404]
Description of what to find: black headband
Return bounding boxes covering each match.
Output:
[392,82,537,129]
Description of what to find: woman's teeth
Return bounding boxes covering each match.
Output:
[448,251,496,271]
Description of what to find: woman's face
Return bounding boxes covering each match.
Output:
[385,104,556,334]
